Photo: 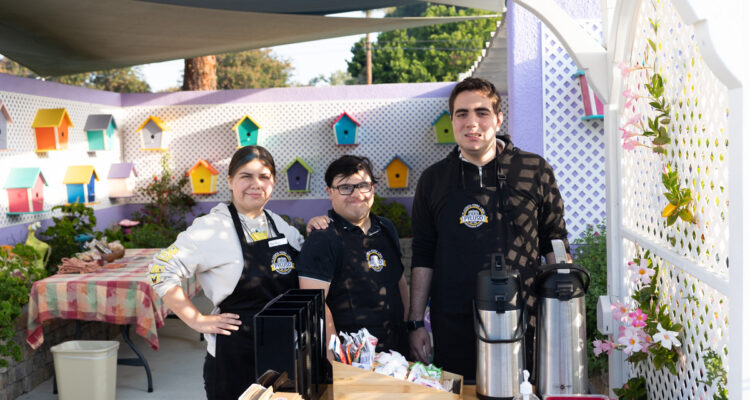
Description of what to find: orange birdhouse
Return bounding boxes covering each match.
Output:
[32,108,73,151]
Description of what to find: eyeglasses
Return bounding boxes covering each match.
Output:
[332,182,373,195]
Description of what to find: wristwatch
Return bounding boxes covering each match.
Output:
[406,320,425,331]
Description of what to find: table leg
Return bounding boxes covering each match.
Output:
[118,324,154,393]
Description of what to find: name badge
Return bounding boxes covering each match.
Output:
[268,238,288,248]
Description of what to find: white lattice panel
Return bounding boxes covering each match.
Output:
[121,97,502,203]
[0,90,124,228]
[2,83,510,231]
[621,1,729,277]
[542,21,606,242]
[623,240,728,399]
[617,0,730,398]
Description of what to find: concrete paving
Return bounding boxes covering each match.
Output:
[18,295,212,400]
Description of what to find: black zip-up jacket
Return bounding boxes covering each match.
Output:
[411,135,570,282]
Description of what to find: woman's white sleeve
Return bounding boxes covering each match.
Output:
[148,228,203,298]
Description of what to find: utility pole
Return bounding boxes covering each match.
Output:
[365,9,372,85]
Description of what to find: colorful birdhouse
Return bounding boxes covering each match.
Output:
[186,160,219,194]
[31,108,73,151]
[4,168,47,214]
[383,156,411,189]
[107,162,138,198]
[331,112,360,146]
[283,158,313,193]
[432,111,454,144]
[0,101,12,150]
[137,116,170,150]
[233,115,261,148]
[84,114,117,151]
[573,70,604,120]
[63,165,99,204]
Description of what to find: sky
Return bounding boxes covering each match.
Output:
[140,11,384,91]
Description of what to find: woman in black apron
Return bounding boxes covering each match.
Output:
[153,146,303,400]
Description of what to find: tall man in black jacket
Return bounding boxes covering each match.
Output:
[407,78,571,380]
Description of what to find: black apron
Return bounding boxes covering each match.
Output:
[326,215,408,355]
[431,155,516,381]
[211,204,299,400]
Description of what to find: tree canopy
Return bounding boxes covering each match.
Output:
[216,49,293,89]
[347,5,500,84]
[0,56,151,92]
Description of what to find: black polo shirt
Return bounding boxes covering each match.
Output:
[296,209,401,282]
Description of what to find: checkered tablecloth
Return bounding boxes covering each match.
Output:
[26,248,201,351]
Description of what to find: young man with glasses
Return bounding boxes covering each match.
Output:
[297,155,409,358]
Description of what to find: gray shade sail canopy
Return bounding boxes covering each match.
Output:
[0,0,499,76]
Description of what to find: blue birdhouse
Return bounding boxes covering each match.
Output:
[63,165,99,204]
[331,112,360,146]
[283,158,313,193]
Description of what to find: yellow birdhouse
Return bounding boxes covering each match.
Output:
[383,156,410,189]
[186,160,219,194]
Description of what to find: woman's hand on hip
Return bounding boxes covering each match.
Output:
[189,313,242,335]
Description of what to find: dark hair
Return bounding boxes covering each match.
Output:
[448,77,502,116]
[324,155,378,187]
[228,145,276,179]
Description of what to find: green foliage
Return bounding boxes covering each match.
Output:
[280,215,307,238]
[0,56,150,92]
[698,350,728,400]
[0,244,41,368]
[40,203,100,275]
[216,49,292,89]
[371,195,412,238]
[613,376,647,400]
[133,152,196,231]
[347,5,500,83]
[625,250,682,375]
[308,70,357,87]
[130,223,181,249]
[572,222,608,378]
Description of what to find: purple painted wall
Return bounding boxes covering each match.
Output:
[507,0,601,156]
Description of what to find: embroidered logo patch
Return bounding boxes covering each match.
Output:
[366,250,387,272]
[459,203,488,228]
[270,251,295,275]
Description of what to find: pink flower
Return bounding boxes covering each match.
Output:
[611,301,630,322]
[622,137,641,151]
[593,339,617,356]
[629,309,648,328]
[624,98,634,109]
[620,127,640,140]
[618,62,634,77]
[618,326,644,354]
[622,88,637,100]
[623,113,642,128]
[637,328,652,352]
[631,258,656,285]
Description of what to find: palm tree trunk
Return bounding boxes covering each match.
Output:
[182,56,217,90]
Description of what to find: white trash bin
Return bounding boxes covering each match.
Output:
[50,340,120,400]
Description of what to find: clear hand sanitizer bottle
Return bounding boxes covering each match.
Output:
[513,370,540,400]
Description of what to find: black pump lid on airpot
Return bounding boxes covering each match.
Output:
[475,253,522,312]
[534,263,590,301]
